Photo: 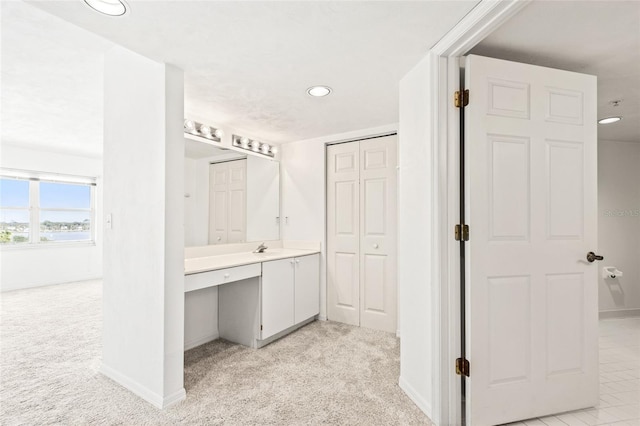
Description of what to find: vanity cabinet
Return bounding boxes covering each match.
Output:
[261,254,320,340]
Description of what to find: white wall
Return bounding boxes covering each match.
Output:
[0,145,103,291]
[598,140,640,315]
[397,54,434,416]
[184,157,198,247]
[280,123,398,321]
[246,155,280,242]
[102,46,184,408]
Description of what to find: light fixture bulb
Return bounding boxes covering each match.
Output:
[214,129,223,139]
[240,137,250,148]
[84,0,128,16]
[598,116,622,124]
[184,120,196,133]
[251,141,261,152]
[261,144,270,154]
[270,146,278,155]
[307,85,332,97]
[199,125,212,137]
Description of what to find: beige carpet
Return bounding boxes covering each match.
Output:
[1,280,431,425]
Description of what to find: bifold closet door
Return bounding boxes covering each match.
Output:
[327,136,397,333]
[209,162,229,244]
[359,136,397,333]
[226,160,247,243]
[327,142,361,326]
[208,159,247,245]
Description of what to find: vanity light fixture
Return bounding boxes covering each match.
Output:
[598,116,622,124]
[84,0,128,16]
[307,85,332,97]
[183,119,223,142]
[232,135,277,158]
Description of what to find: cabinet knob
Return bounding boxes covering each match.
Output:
[224,273,230,278]
[295,259,300,264]
[290,260,295,265]
[373,244,379,249]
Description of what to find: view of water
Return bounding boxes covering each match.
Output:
[12,232,91,242]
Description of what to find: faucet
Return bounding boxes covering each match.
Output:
[253,242,268,253]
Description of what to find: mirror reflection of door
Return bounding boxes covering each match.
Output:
[209,159,247,245]
[184,137,280,247]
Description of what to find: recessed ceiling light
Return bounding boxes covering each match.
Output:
[84,0,128,16]
[307,86,332,97]
[598,116,622,124]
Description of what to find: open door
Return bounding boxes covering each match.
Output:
[464,55,599,425]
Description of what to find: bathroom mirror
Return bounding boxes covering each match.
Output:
[184,138,279,247]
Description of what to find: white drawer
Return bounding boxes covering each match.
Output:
[185,263,261,292]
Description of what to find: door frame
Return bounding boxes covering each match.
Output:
[428,1,533,424]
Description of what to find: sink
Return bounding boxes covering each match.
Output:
[252,249,283,258]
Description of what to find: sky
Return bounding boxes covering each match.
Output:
[0,178,91,223]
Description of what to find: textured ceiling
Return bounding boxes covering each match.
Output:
[19,0,479,147]
[471,0,640,143]
[1,1,113,157]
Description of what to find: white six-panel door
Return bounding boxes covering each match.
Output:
[209,159,247,245]
[327,142,361,326]
[209,162,229,244]
[327,136,397,333]
[227,160,247,244]
[465,55,598,425]
[359,137,398,332]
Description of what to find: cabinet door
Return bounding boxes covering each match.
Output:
[261,258,295,339]
[294,254,320,324]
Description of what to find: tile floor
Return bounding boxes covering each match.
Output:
[507,317,640,426]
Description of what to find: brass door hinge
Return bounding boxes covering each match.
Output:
[454,89,469,108]
[456,358,470,377]
[455,224,469,241]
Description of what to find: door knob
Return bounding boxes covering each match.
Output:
[217,236,221,241]
[587,252,604,263]
[373,244,379,249]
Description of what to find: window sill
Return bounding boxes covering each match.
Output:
[0,241,97,251]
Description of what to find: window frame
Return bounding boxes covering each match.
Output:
[0,169,97,249]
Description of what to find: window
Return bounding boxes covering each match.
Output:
[0,169,96,246]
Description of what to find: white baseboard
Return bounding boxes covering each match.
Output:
[2,275,102,293]
[396,329,401,338]
[256,317,316,348]
[399,376,432,420]
[184,332,219,351]
[318,314,327,321]
[600,308,640,319]
[163,388,187,408]
[100,363,185,409]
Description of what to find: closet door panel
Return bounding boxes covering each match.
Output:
[359,136,397,333]
[227,159,247,243]
[327,143,360,326]
[209,162,229,244]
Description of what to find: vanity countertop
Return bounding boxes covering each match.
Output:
[184,247,320,275]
